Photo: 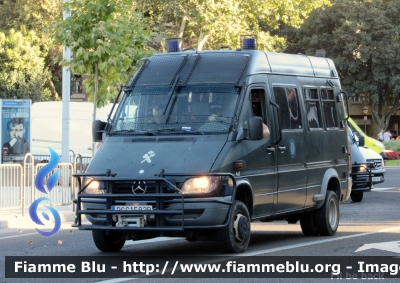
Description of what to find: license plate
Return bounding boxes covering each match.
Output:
[372,177,381,182]
[111,205,152,211]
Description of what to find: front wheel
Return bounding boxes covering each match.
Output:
[314,191,339,236]
[218,200,251,253]
[92,230,125,252]
[350,191,363,202]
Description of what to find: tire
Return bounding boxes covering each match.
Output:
[92,230,125,252]
[218,200,251,253]
[300,211,319,236]
[314,191,339,236]
[350,191,363,202]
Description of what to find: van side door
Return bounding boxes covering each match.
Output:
[239,86,277,217]
[271,83,307,213]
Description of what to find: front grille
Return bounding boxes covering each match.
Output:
[114,181,176,194]
[366,159,383,170]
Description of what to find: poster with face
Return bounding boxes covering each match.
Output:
[1,100,31,163]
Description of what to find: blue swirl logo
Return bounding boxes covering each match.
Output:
[30,147,61,237]
[34,148,60,194]
[29,197,61,237]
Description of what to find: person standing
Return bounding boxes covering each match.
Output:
[383,129,392,141]
[378,129,384,142]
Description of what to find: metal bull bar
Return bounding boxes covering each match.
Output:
[72,171,236,232]
[350,162,374,190]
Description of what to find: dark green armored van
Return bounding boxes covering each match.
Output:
[73,39,352,253]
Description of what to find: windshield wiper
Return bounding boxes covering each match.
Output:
[152,128,205,135]
[110,129,146,135]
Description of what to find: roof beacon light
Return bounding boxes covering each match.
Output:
[240,35,257,50]
[168,41,179,52]
[243,38,256,50]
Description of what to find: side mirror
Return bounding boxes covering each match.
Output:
[358,135,365,147]
[248,116,263,140]
[92,120,107,142]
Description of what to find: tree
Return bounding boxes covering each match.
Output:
[139,0,329,51]
[55,0,155,117]
[289,0,400,134]
[0,0,63,100]
[0,29,51,102]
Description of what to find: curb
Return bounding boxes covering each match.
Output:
[0,219,7,229]
[0,211,76,230]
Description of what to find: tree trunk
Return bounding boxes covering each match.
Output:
[197,31,209,51]
[372,92,400,134]
[47,77,59,100]
[178,16,187,49]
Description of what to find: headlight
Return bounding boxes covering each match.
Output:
[181,176,233,195]
[82,179,104,194]
[358,164,367,173]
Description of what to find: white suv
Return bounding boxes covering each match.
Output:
[358,146,385,186]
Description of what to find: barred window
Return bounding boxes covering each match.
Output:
[321,88,338,128]
[304,88,322,129]
[273,86,302,130]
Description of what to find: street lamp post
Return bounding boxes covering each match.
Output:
[363,106,368,134]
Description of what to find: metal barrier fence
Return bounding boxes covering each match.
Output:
[0,163,23,210]
[0,153,91,215]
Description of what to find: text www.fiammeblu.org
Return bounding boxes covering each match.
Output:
[124,261,343,275]
[122,260,400,277]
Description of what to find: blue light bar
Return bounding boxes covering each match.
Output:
[167,41,179,52]
[242,38,256,50]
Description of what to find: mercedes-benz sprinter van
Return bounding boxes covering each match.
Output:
[73,41,351,253]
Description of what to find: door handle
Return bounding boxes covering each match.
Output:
[278,145,286,151]
[267,146,275,153]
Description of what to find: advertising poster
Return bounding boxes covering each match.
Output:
[1,99,31,163]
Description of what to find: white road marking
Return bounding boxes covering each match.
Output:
[96,225,400,283]
[356,240,400,253]
[372,187,399,191]
[0,224,75,239]
[124,237,181,246]
[0,232,39,240]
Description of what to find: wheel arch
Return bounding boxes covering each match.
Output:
[316,168,341,209]
[234,179,254,217]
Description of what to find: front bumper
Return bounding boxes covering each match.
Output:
[351,163,385,191]
[72,171,234,234]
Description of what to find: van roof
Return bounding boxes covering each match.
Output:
[130,50,338,87]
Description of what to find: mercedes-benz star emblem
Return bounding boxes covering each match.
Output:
[132,181,147,194]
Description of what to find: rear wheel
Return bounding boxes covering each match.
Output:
[314,191,339,236]
[300,212,319,236]
[350,191,363,202]
[218,200,251,253]
[92,230,125,252]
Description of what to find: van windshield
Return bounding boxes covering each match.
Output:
[109,84,241,135]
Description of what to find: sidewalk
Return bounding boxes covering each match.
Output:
[0,204,76,230]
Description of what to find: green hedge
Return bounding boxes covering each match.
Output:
[383,140,400,152]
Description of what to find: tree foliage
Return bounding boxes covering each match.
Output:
[1,0,330,105]
[0,29,51,101]
[0,0,63,100]
[140,0,329,51]
[55,0,155,112]
[0,0,60,35]
[289,0,400,133]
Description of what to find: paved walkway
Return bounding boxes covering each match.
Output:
[0,204,76,230]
